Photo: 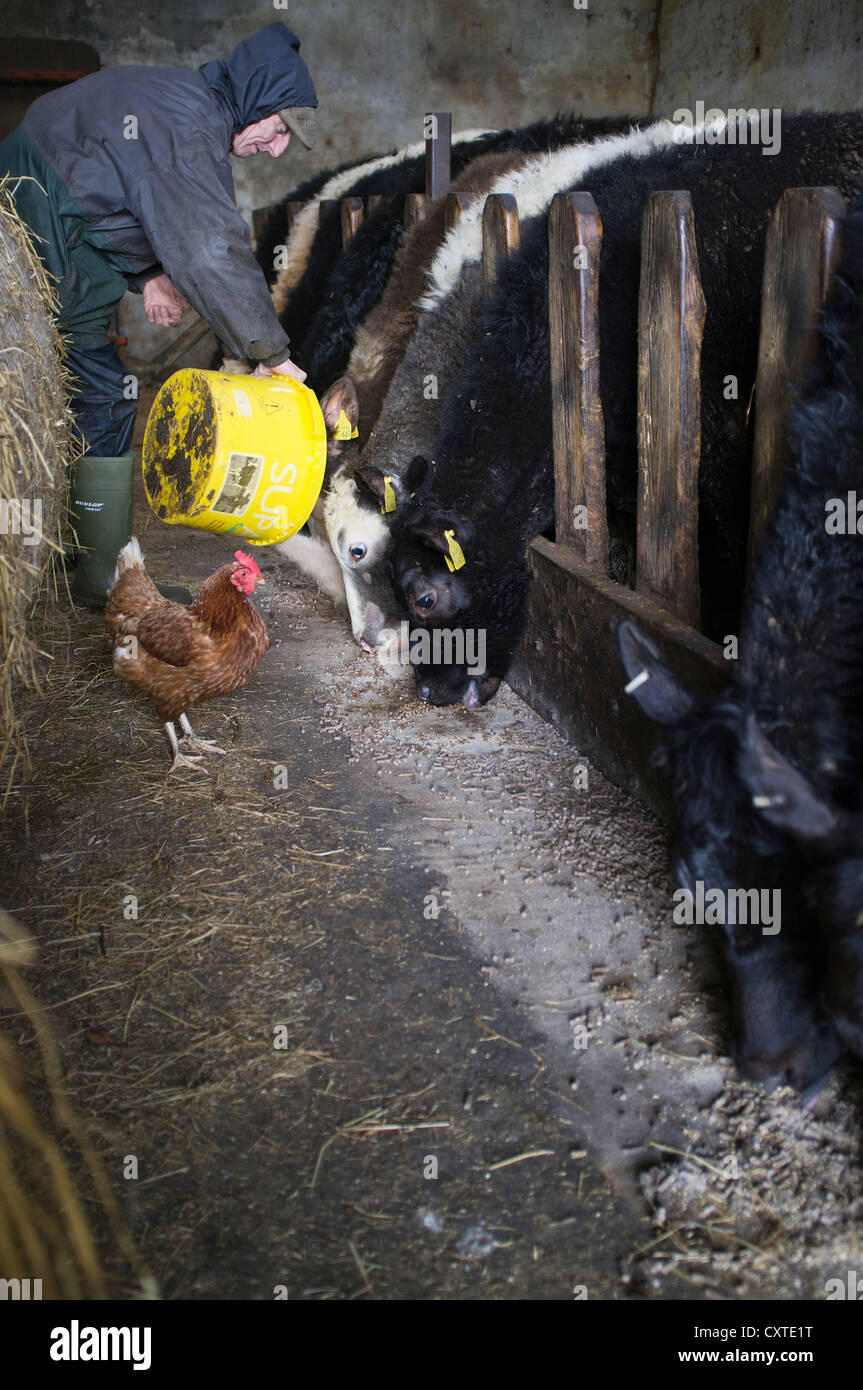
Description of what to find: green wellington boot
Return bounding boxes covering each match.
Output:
[69,453,191,608]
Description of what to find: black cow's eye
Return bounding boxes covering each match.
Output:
[349,544,367,560]
[418,592,435,611]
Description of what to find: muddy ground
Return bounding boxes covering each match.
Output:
[2,408,863,1301]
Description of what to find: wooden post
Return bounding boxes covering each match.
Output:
[340,196,364,246]
[251,201,280,247]
[251,198,305,250]
[445,190,480,233]
[748,186,846,560]
[635,190,706,629]
[482,194,520,299]
[547,191,608,568]
[425,111,452,199]
[404,193,429,228]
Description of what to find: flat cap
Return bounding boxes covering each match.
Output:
[280,105,317,148]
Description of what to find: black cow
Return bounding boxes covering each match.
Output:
[617,188,863,1091]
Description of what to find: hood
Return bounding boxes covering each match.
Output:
[200,22,317,136]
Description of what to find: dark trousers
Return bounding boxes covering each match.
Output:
[67,343,138,456]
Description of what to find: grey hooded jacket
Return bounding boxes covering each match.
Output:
[3,23,316,362]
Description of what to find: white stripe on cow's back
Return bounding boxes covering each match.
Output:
[419,116,731,310]
[271,129,498,310]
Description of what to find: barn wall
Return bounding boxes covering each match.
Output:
[652,0,862,115]
[3,1,855,363]
[0,0,657,217]
[1,2,857,217]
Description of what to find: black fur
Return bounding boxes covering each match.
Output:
[291,115,631,382]
[254,155,369,289]
[301,202,407,392]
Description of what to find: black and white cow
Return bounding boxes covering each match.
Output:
[387,111,863,706]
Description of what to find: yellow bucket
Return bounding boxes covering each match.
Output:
[142,368,327,546]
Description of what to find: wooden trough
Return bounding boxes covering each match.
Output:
[258,117,848,818]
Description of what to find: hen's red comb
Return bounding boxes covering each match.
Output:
[234,550,261,577]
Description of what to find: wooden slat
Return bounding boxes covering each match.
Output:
[425,111,452,199]
[748,186,847,561]
[366,194,385,214]
[403,193,429,228]
[548,191,608,567]
[340,196,364,246]
[482,193,520,299]
[507,538,728,819]
[319,198,339,226]
[635,190,706,628]
[445,190,480,232]
[252,198,306,252]
[251,201,281,246]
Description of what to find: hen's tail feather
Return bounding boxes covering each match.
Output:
[114,536,145,584]
[106,536,164,639]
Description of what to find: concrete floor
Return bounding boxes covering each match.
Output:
[3,420,863,1299]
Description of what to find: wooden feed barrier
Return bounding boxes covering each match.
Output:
[508,182,846,817]
[258,120,847,819]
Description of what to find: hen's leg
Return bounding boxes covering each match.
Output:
[165,720,206,774]
[178,712,226,757]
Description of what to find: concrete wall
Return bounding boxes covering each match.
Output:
[2,0,857,361]
[652,0,862,116]
[0,0,657,219]
[2,1,858,214]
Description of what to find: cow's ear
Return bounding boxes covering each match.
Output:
[738,714,839,844]
[616,620,695,726]
[320,376,359,451]
[415,517,474,557]
[404,455,431,498]
[353,464,398,510]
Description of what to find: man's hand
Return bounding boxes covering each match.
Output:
[142,273,190,328]
[253,357,307,383]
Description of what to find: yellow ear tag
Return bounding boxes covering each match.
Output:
[381,476,397,514]
[443,528,466,572]
[333,408,358,441]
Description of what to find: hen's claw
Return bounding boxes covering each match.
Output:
[180,736,227,757]
[178,714,226,757]
[166,718,211,772]
[168,751,207,774]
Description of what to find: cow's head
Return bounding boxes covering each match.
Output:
[387,457,476,623]
[617,619,844,1094]
[739,717,863,1061]
[389,464,530,707]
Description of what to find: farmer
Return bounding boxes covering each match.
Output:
[0,22,315,605]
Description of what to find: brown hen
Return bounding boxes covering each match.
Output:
[106,538,271,772]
